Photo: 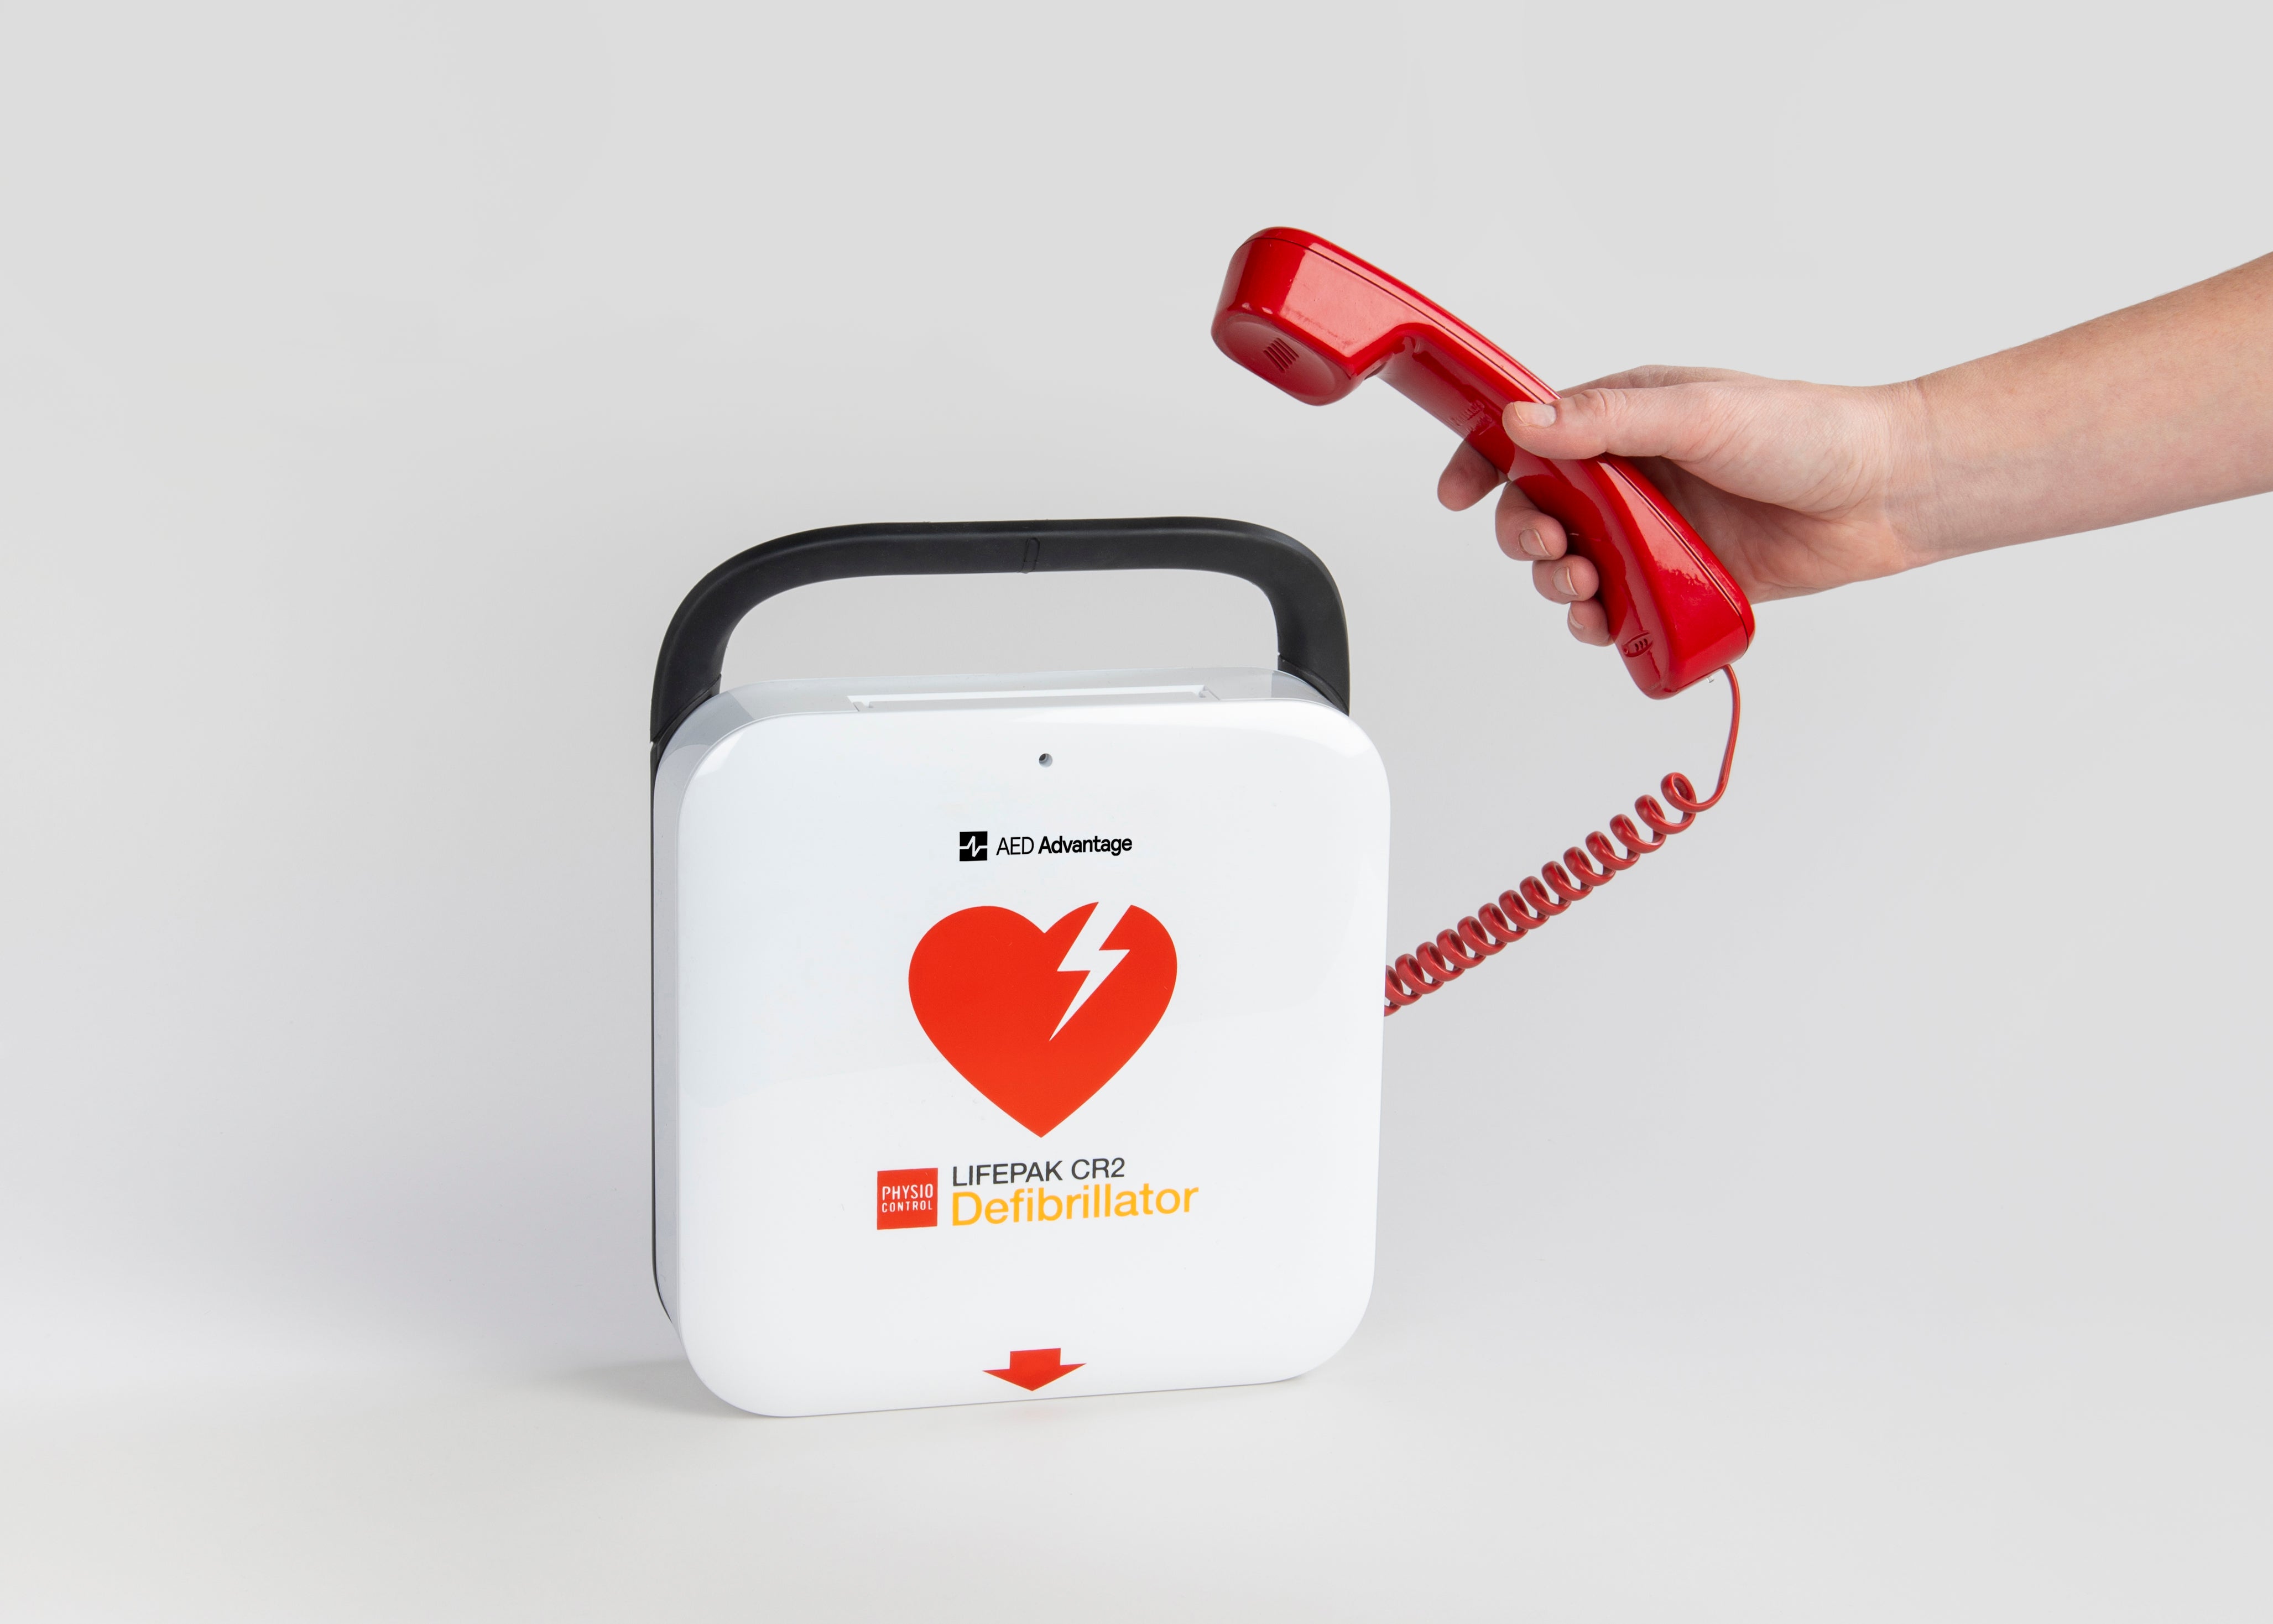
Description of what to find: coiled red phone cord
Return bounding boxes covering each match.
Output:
[1383,667,1741,1016]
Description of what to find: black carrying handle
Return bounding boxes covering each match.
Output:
[650,516,1351,766]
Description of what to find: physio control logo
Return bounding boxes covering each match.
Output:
[959,831,988,861]
[875,1168,939,1229]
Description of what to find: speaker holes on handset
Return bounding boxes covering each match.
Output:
[1262,337,1298,373]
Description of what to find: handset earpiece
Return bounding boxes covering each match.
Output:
[1213,228,1753,697]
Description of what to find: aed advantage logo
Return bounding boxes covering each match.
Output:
[907,902,1176,1135]
[958,830,1134,860]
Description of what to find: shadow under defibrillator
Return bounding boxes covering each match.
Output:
[562,1360,747,1418]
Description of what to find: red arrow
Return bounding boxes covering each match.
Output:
[986,1348,1083,1391]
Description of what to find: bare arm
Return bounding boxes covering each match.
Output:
[1440,254,2273,644]
[1906,254,2273,557]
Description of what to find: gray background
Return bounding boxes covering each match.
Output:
[3,1,2269,1617]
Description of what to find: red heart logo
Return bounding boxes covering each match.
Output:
[908,903,1177,1136]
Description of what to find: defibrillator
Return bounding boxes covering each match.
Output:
[650,518,1389,1417]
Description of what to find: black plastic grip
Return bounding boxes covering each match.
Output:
[649,517,1351,765]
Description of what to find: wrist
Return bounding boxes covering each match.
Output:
[1875,375,1956,570]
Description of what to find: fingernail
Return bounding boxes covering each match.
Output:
[1559,563,1580,594]
[1518,528,1549,558]
[1506,400,1557,429]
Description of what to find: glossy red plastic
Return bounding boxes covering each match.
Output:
[1213,228,1753,697]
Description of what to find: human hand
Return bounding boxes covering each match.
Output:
[1437,368,1930,645]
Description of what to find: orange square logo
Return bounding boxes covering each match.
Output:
[877,1168,939,1229]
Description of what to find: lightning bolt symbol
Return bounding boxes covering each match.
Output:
[1052,902,1130,1039]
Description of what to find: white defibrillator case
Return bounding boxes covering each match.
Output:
[651,519,1389,1416]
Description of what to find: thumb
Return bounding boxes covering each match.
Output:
[1504,382,1733,464]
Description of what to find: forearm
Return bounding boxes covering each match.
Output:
[1897,253,2273,563]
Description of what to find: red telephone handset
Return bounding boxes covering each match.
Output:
[1212,228,1752,697]
[1212,228,1749,1013]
